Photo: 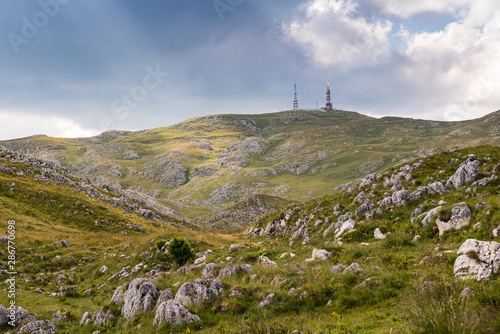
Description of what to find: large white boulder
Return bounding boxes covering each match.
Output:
[121,278,158,320]
[454,239,500,280]
[154,300,201,326]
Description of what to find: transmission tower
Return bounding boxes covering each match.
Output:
[293,84,299,110]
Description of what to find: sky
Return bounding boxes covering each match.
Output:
[1,0,499,140]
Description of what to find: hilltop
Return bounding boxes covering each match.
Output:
[0,145,499,333]
[1,109,499,228]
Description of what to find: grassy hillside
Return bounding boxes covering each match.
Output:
[1,145,499,333]
[1,109,499,228]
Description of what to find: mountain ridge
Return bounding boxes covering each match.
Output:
[1,109,499,228]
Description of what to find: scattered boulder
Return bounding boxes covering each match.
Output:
[330,264,346,273]
[374,228,386,239]
[174,278,223,307]
[335,219,356,238]
[257,255,278,268]
[229,244,246,253]
[154,300,201,326]
[392,188,409,206]
[343,262,363,273]
[428,181,446,194]
[99,266,108,274]
[60,286,77,297]
[259,293,275,309]
[121,278,158,320]
[454,239,500,280]
[436,205,472,236]
[305,249,331,263]
[413,206,442,226]
[446,157,480,188]
[80,311,91,326]
[202,263,218,279]
[92,308,115,327]
[17,320,56,334]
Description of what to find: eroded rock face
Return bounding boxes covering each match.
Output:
[154,300,201,326]
[454,239,500,280]
[0,305,34,327]
[17,320,56,334]
[93,308,115,327]
[121,278,158,320]
[436,205,471,236]
[174,278,223,307]
[446,156,480,188]
[202,263,218,279]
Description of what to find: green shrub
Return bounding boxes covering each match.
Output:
[155,239,166,251]
[167,237,195,266]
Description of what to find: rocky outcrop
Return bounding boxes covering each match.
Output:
[0,305,34,327]
[446,156,480,188]
[110,285,124,304]
[412,206,442,226]
[454,239,500,280]
[202,263,218,279]
[154,300,201,326]
[17,320,56,334]
[174,278,223,307]
[121,278,158,320]
[156,289,174,307]
[93,308,115,327]
[436,205,471,236]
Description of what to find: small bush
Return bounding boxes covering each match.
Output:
[155,239,166,251]
[167,237,195,266]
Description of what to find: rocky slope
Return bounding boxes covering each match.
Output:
[1,145,499,333]
[1,109,499,228]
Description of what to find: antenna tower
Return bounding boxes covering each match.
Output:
[325,81,333,111]
[293,84,299,110]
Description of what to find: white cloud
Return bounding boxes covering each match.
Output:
[368,0,470,19]
[283,0,393,68]
[397,3,500,120]
[0,110,99,140]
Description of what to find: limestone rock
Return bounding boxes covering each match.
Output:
[446,157,480,188]
[92,308,114,327]
[454,239,500,280]
[201,263,218,279]
[0,305,34,327]
[257,255,278,268]
[259,293,275,309]
[228,244,246,253]
[154,300,201,326]
[121,278,158,320]
[374,228,386,239]
[17,320,56,334]
[343,262,363,273]
[335,219,356,238]
[156,289,174,307]
[392,188,409,206]
[110,285,124,305]
[330,264,346,273]
[174,278,223,307]
[80,311,91,326]
[436,205,471,236]
[305,249,331,263]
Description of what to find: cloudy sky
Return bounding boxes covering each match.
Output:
[1,0,499,140]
